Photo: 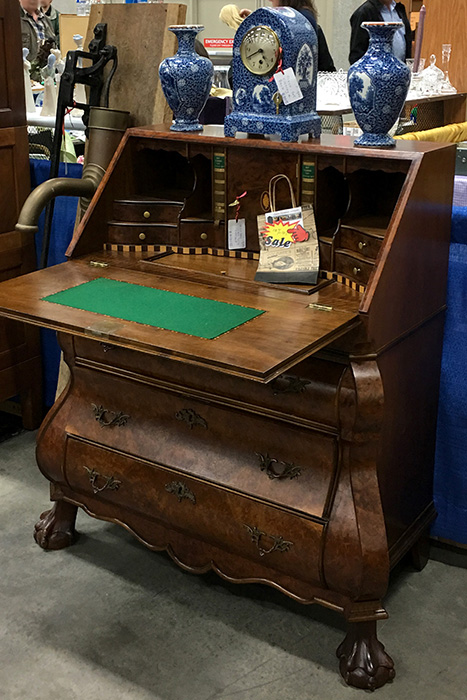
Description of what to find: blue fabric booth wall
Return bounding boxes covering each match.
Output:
[432,206,467,545]
[30,159,83,408]
[29,159,467,545]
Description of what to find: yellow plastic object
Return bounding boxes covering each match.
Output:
[395,122,467,143]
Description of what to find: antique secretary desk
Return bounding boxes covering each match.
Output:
[0,126,455,689]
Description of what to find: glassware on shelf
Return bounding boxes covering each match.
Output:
[317,70,350,110]
[441,43,457,94]
[420,54,444,95]
[407,57,426,98]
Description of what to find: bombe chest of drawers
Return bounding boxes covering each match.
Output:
[0,127,455,690]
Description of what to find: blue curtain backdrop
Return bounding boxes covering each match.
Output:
[30,159,83,408]
[431,206,467,545]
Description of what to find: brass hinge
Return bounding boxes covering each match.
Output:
[308,303,333,312]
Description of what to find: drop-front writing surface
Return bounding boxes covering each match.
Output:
[0,128,455,690]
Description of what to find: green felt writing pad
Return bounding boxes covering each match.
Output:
[42,278,265,339]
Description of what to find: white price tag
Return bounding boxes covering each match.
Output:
[228,218,246,249]
[273,67,303,105]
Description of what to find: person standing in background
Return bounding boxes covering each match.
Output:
[40,0,60,48]
[349,0,412,65]
[18,0,56,61]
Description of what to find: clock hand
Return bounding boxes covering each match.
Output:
[246,48,264,59]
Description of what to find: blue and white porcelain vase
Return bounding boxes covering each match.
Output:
[348,22,410,148]
[159,25,214,132]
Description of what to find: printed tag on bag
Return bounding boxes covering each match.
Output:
[273,68,303,105]
[228,218,246,249]
[255,205,319,284]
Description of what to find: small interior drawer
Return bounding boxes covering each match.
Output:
[108,222,179,245]
[337,227,383,261]
[334,250,375,285]
[113,200,183,223]
[179,219,224,248]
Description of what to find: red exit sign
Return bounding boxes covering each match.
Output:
[204,38,234,49]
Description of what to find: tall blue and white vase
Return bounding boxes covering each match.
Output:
[159,25,214,132]
[348,22,410,148]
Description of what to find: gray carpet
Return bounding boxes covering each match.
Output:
[1,429,466,700]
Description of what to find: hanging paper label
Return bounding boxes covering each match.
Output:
[228,218,246,249]
[273,67,303,105]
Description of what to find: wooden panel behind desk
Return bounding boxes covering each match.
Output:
[0,0,42,427]
[422,0,467,96]
[59,15,90,61]
[84,4,186,126]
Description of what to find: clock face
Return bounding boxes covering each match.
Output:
[240,25,281,76]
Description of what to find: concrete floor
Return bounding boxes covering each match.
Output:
[1,429,467,700]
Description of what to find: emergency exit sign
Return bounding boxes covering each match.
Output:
[204,38,234,49]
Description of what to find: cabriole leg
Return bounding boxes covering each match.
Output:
[34,500,78,550]
[337,620,395,690]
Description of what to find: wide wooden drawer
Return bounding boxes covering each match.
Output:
[64,435,325,586]
[113,200,183,223]
[66,366,339,520]
[108,222,179,245]
[337,227,383,261]
[334,250,375,285]
[73,337,345,430]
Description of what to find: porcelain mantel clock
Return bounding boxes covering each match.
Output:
[224,7,321,142]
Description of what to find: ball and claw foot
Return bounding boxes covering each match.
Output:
[337,621,395,691]
[34,500,78,550]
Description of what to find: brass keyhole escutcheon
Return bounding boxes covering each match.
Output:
[143,211,151,219]
[139,232,146,240]
[353,266,361,276]
[273,91,283,114]
[165,481,196,504]
[200,232,208,240]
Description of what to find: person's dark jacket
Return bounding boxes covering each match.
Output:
[349,0,412,65]
[299,8,336,72]
[45,5,60,47]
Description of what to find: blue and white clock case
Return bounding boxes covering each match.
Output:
[224,7,321,142]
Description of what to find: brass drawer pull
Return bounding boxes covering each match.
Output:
[271,374,311,395]
[256,452,302,480]
[244,524,293,557]
[92,404,129,428]
[83,466,121,494]
[143,211,151,219]
[139,232,146,240]
[165,481,196,504]
[175,408,207,429]
[200,232,208,240]
[358,241,367,251]
[353,266,361,276]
